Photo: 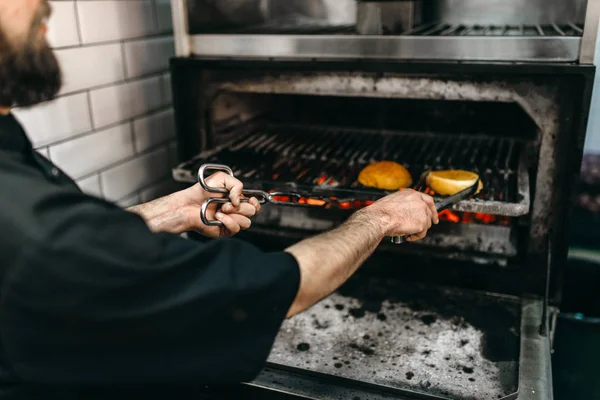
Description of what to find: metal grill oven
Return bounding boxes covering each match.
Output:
[167,0,598,399]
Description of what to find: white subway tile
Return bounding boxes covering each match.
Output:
[133,108,175,153]
[124,36,174,78]
[77,1,156,44]
[100,147,170,201]
[139,178,179,202]
[56,44,124,94]
[49,123,135,179]
[76,174,103,198]
[13,93,92,147]
[161,72,172,106]
[89,76,163,128]
[48,1,79,48]
[116,193,141,208]
[155,0,174,33]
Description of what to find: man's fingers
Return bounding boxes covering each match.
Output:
[206,172,243,207]
[406,230,427,242]
[215,212,241,235]
[221,202,257,217]
[249,197,262,214]
[422,194,439,224]
[226,178,243,207]
[229,214,252,230]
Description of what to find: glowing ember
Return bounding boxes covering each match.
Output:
[439,209,460,223]
[267,191,507,225]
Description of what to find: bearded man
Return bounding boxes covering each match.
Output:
[0,1,438,399]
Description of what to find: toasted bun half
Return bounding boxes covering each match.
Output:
[426,170,482,196]
[358,161,413,190]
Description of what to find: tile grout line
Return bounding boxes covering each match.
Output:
[36,104,173,149]
[53,70,169,99]
[72,0,85,45]
[53,33,174,52]
[85,90,95,129]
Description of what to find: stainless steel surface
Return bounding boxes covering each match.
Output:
[190,34,581,62]
[186,0,356,34]
[580,0,600,64]
[429,0,586,25]
[171,0,191,56]
[174,0,598,62]
[356,2,383,35]
[518,298,554,400]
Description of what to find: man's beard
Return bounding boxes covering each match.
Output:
[0,6,62,108]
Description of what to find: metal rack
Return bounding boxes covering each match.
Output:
[405,22,583,37]
[172,124,530,216]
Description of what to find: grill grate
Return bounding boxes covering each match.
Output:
[403,22,583,37]
[175,124,530,216]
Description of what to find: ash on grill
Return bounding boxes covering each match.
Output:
[268,275,520,400]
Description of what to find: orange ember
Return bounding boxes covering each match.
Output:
[267,191,507,225]
[439,209,460,223]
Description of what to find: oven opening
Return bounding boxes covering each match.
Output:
[175,91,537,260]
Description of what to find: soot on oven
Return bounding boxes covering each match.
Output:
[269,274,520,400]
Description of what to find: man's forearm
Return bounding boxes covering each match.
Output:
[126,193,189,234]
[284,209,385,318]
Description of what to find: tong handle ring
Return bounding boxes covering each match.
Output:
[200,197,252,227]
[198,163,234,194]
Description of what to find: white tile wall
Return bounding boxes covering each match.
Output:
[124,37,175,78]
[77,1,156,44]
[14,0,177,206]
[49,123,135,179]
[100,146,170,201]
[89,76,163,128]
[56,44,125,95]
[133,108,175,153]
[76,174,102,198]
[13,93,92,147]
[47,1,79,48]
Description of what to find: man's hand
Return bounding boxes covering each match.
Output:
[364,189,439,241]
[181,171,261,238]
[126,171,261,237]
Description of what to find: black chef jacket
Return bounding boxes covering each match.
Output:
[0,114,300,399]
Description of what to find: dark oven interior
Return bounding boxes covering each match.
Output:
[170,61,593,400]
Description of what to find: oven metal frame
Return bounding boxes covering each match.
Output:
[169,0,600,64]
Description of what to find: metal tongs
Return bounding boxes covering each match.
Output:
[198,164,270,226]
[390,172,480,244]
[198,163,316,227]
